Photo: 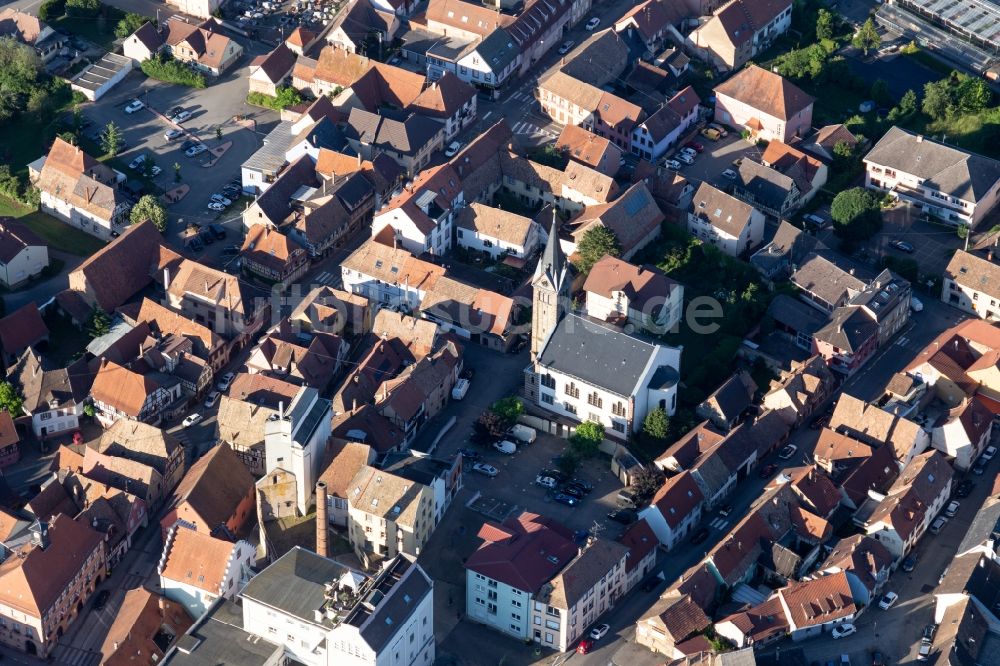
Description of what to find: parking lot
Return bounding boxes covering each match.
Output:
[78,44,276,253]
[224,0,348,47]
[671,132,765,190]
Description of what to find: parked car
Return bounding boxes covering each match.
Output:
[945,500,960,517]
[553,493,579,506]
[568,478,593,492]
[124,99,145,114]
[878,591,898,610]
[982,445,998,462]
[509,424,536,444]
[182,139,199,151]
[901,555,917,572]
[721,168,737,180]
[451,378,470,400]
[210,193,232,206]
[560,485,586,499]
[973,459,988,475]
[493,440,517,454]
[679,147,697,158]
[832,623,857,639]
[700,127,721,140]
[164,128,184,141]
[203,390,220,408]
[540,468,567,483]
[590,623,610,641]
[93,589,110,610]
[558,40,575,55]
[182,413,202,427]
[217,371,236,391]
[803,213,829,229]
[676,152,694,165]
[616,488,640,507]
[459,447,480,461]
[186,236,204,252]
[472,462,498,477]
[221,245,240,256]
[607,508,637,525]
[684,140,704,152]
[690,527,710,544]
[128,154,147,170]
[576,639,593,654]
[778,444,798,460]
[889,239,915,253]
[168,106,183,117]
[707,122,728,137]
[207,202,226,212]
[198,227,215,245]
[910,296,924,312]
[922,624,937,642]
[871,651,886,666]
[444,141,462,157]
[170,110,193,124]
[209,223,227,240]
[665,159,682,171]
[956,480,975,497]
[585,16,600,30]
[758,463,777,478]
[929,515,948,534]
[185,144,208,157]
[918,642,932,661]
[536,475,558,488]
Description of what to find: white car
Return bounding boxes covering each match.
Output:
[982,445,998,462]
[536,475,557,488]
[930,516,948,534]
[164,128,184,141]
[128,154,147,170]
[589,623,610,640]
[910,295,924,312]
[217,371,236,391]
[945,500,960,517]
[831,623,856,639]
[472,462,498,477]
[182,413,202,428]
[203,390,220,408]
[444,141,462,157]
[124,100,145,114]
[170,110,192,124]
[778,444,798,460]
[185,144,207,157]
[878,591,898,610]
[451,378,470,400]
[150,166,162,177]
[679,147,697,158]
[665,159,682,171]
[721,168,737,180]
[207,202,226,212]
[675,152,694,165]
[210,194,232,206]
[585,17,600,30]
[558,40,575,55]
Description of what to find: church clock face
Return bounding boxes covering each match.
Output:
[537,278,549,289]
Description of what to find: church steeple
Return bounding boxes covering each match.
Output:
[531,208,569,360]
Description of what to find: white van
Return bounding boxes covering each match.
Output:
[451,378,470,400]
[493,440,516,455]
[509,424,536,444]
[910,296,924,312]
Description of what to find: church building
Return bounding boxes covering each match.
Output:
[523,217,682,441]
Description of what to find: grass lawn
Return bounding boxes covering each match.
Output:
[0,197,106,256]
[52,8,126,51]
[901,50,955,78]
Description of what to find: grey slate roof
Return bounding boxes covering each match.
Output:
[750,220,819,277]
[734,160,795,212]
[240,546,354,626]
[163,599,282,665]
[253,154,319,225]
[814,306,878,352]
[864,126,1000,202]
[791,253,865,309]
[354,556,433,652]
[956,498,1000,555]
[243,121,296,174]
[766,293,828,335]
[475,28,519,74]
[345,107,441,155]
[536,314,672,398]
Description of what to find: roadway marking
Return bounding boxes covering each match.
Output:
[708,517,729,530]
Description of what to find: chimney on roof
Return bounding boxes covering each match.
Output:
[916,135,923,142]
[278,401,284,419]
[316,481,329,558]
[358,152,363,166]
[989,249,994,262]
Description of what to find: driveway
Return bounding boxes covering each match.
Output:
[679,133,764,189]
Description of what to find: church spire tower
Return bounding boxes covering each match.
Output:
[531,209,569,360]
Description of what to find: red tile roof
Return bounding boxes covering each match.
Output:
[714,65,814,121]
[650,471,704,528]
[465,511,577,593]
[0,302,47,356]
[778,571,857,628]
[618,518,657,572]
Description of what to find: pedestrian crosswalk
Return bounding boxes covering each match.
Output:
[314,270,337,286]
[510,91,534,103]
[52,644,101,666]
[511,120,559,139]
[708,517,729,531]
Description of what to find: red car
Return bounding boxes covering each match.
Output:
[758,463,777,478]
[684,140,705,153]
[577,639,594,654]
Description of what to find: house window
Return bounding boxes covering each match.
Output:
[540,374,555,389]
[564,382,580,399]
[564,402,577,415]
[541,393,554,405]
[587,392,602,408]
[612,420,626,433]
[612,402,626,417]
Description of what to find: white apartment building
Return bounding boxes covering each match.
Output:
[582,255,683,334]
[865,126,1000,228]
[341,240,445,311]
[240,548,435,666]
[371,165,464,257]
[264,387,333,515]
[942,249,1000,320]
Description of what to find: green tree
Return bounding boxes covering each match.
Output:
[852,18,881,55]
[130,194,167,231]
[173,161,181,182]
[630,468,663,501]
[0,382,23,417]
[100,121,124,156]
[642,408,670,442]
[870,79,891,106]
[83,403,96,418]
[815,8,835,41]
[57,130,77,145]
[833,140,854,159]
[39,0,66,21]
[569,420,604,457]
[889,88,918,122]
[957,76,991,112]
[490,396,523,427]
[774,44,827,80]
[274,85,302,108]
[115,12,148,38]
[831,187,883,241]
[574,226,620,274]
[555,449,581,477]
[65,0,100,18]
[87,307,111,338]
[922,79,955,120]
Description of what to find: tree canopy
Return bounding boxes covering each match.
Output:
[115,12,148,38]
[0,382,22,418]
[569,421,605,457]
[130,194,167,231]
[831,187,883,241]
[852,18,880,55]
[574,226,620,274]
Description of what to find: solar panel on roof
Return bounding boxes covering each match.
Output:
[624,190,648,216]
